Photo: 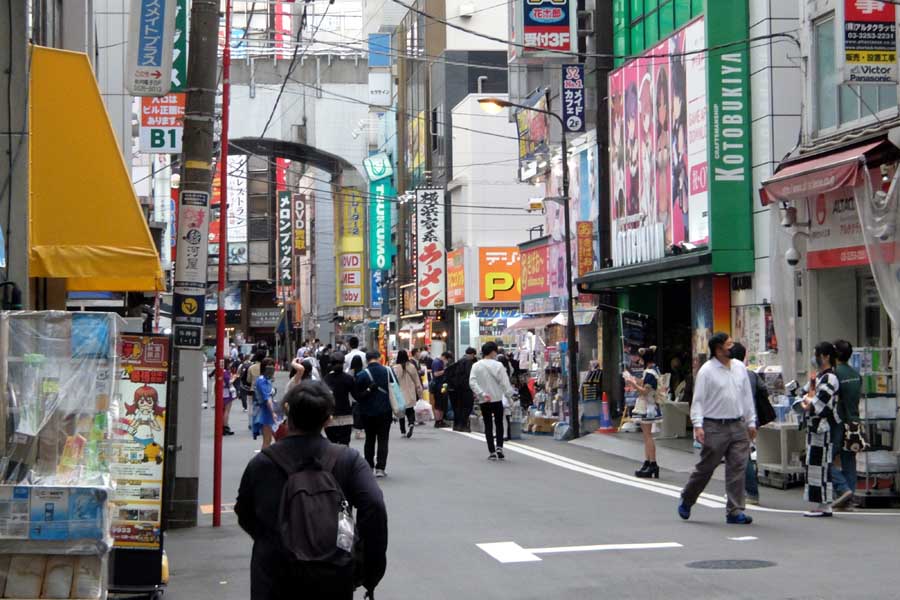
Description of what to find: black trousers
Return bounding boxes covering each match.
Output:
[398,407,416,433]
[452,390,474,430]
[481,401,505,454]
[362,413,393,470]
[325,425,352,445]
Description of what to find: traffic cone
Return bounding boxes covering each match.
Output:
[596,392,616,433]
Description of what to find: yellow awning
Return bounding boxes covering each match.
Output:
[29,46,165,292]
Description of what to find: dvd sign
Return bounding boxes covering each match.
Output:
[523,0,574,53]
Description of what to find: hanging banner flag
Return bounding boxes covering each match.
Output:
[127,0,177,96]
[172,190,210,348]
[139,93,185,153]
[293,193,308,255]
[840,0,898,84]
[227,156,248,242]
[416,189,447,311]
[576,221,594,276]
[562,64,586,133]
[369,178,394,270]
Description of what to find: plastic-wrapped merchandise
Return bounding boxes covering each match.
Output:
[5,555,46,598]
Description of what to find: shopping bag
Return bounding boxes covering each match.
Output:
[388,369,408,415]
[415,399,434,423]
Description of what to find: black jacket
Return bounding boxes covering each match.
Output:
[324,370,356,417]
[235,434,388,599]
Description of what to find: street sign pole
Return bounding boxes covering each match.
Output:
[213,0,232,529]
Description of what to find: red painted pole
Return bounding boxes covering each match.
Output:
[213,0,231,528]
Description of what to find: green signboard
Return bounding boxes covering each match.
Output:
[369,177,395,271]
[171,0,188,92]
[706,0,753,273]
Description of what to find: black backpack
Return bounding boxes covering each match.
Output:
[748,371,776,427]
[262,443,363,583]
[239,361,253,390]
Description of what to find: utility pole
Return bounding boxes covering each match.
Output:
[167,0,220,529]
[213,0,232,529]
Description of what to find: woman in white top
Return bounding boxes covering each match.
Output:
[392,350,424,439]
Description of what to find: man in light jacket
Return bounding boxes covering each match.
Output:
[469,341,516,461]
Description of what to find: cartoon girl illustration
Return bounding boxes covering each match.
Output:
[655,66,672,248]
[609,86,625,219]
[639,74,655,221]
[670,51,690,243]
[126,386,163,447]
[625,83,639,216]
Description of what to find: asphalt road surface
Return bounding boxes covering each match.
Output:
[165,379,900,599]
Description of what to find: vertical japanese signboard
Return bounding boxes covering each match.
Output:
[111,335,170,549]
[840,0,898,84]
[337,189,366,307]
[520,241,550,314]
[172,190,209,348]
[278,191,293,289]
[479,248,521,304]
[171,0,187,91]
[522,0,576,54]
[139,93,185,153]
[576,221,594,277]
[562,64,586,133]
[447,248,466,306]
[416,189,447,311]
[227,156,247,243]
[127,0,177,96]
[293,193,308,255]
[369,178,394,270]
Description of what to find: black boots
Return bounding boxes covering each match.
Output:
[635,461,660,479]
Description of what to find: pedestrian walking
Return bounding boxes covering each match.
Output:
[469,342,517,461]
[323,352,355,446]
[392,350,424,439]
[729,343,761,504]
[626,346,662,478]
[222,358,237,436]
[446,347,478,432]
[252,358,278,449]
[799,341,841,518]
[429,352,452,428]
[236,380,388,600]
[350,355,366,440]
[356,351,394,477]
[237,353,252,413]
[343,336,367,374]
[831,339,862,511]
[678,332,757,525]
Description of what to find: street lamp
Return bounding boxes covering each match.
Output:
[478,96,581,438]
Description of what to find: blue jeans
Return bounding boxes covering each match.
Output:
[745,459,759,499]
[831,449,857,496]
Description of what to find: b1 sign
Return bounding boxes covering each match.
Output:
[127,0,177,96]
[139,93,185,153]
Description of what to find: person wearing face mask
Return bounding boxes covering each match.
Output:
[678,333,757,525]
[797,342,841,518]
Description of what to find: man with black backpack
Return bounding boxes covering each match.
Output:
[730,342,775,506]
[356,351,394,478]
[236,380,388,600]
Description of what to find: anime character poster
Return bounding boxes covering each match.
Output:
[110,335,170,549]
[684,19,709,244]
[609,70,626,223]
[637,50,655,228]
[670,29,690,247]
[624,61,640,220]
[654,44,673,249]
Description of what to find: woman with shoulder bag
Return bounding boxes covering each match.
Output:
[392,350,423,439]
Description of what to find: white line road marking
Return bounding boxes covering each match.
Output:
[445,430,900,518]
[728,536,758,541]
[477,541,684,564]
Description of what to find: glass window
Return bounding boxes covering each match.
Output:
[631,0,643,21]
[645,10,659,46]
[614,0,627,31]
[815,17,838,131]
[615,30,629,66]
[691,0,703,16]
[674,0,691,27]
[645,0,659,11]
[880,84,898,110]
[631,21,645,55]
[659,1,675,37]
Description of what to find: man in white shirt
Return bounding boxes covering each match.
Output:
[343,336,367,374]
[469,342,516,461]
[678,332,757,525]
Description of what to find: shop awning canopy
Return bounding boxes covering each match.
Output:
[504,315,558,333]
[759,140,888,205]
[551,310,597,327]
[29,46,164,292]
[576,251,713,291]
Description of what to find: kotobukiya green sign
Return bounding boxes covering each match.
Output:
[706,0,753,273]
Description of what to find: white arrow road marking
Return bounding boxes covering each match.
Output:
[477,541,683,564]
[728,536,758,541]
[445,431,900,517]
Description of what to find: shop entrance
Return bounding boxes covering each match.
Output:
[659,281,693,400]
